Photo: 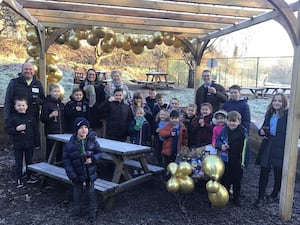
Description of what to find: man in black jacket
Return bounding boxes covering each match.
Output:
[4,62,45,125]
[195,69,227,113]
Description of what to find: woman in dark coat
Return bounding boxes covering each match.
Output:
[254,93,288,208]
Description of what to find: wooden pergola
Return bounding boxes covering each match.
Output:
[1,0,300,221]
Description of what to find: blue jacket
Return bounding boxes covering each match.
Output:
[63,131,102,183]
[216,125,248,167]
[222,98,251,133]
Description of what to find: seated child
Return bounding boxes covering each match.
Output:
[191,102,213,147]
[154,108,170,165]
[63,117,102,222]
[64,88,89,133]
[128,107,152,146]
[212,110,227,147]
[5,97,40,187]
[182,104,197,148]
[159,110,188,168]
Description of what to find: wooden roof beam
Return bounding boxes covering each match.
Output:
[32,0,269,18]
[3,0,45,31]
[22,0,244,25]
[170,0,274,9]
[197,1,299,42]
[27,9,226,30]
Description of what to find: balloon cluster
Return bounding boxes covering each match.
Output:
[25,24,65,99]
[202,155,229,207]
[166,162,195,194]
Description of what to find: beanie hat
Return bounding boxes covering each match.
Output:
[170,110,179,118]
[73,117,90,134]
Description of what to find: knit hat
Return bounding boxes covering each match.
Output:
[73,117,90,134]
[170,110,179,118]
[213,110,227,119]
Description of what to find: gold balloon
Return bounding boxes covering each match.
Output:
[87,32,100,46]
[208,185,229,207]
[46,63,58,74]
[25,24,35,32]
[138,35,148,46]
[122,41,131,51]
[167,162,178,175]
[67,34,80,50]
[178,176,194,194]
[206,180,221,193]
[153,31,163,45]
[100,40,114,53]
[163,32,174,46]
[173,38,183,48]
[131,45,144,55]
[92,26,106,39]
[104,29,114,40]
[175,162,193,177]
[146,35,156,49]
[46,53,59,64]
[55,34,66,45]
[26,44,39,57]
[26,30,38,44]
[114,34,125,48]
[202,155,225,180]
[47,69,63,83]
[166,176,180,192]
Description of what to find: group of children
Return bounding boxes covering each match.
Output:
[5,76,288,219]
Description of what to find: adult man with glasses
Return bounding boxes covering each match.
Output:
[195,69,227,113]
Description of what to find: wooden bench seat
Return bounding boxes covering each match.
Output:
[28,162,118,195]
[101,153,164,174]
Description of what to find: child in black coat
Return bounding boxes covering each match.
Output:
[40,83,65,161]
[64,88,89,133]
[63,117,101,222]
[5,97,40,188]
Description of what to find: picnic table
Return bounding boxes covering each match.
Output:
[136,72,175,87]
[242,86,291,98]
[28,133,164,210]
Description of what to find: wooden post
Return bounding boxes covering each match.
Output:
[279,44,300,221]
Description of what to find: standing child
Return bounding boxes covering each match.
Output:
[64,88,89,133]
[216,111,247,207]
[182,104,197,148]
[98,88,133,141]
[5,97,39,187]
[153,108,170,165]
[159,110,188,168]
[145,88,157,113]
[167,98,184,119]
[191,102,214,147]
[128,107,152,146]
[254,93,288,208]
[63,117,101,222]
[212,110,227,147]
[153,93,169,118]
[40,83,65,161]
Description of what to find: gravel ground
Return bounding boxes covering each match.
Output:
[0,146,300,225]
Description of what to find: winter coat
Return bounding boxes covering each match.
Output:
[64,98,89,133]
[159,122,188,157]
[153,103,169,118]
[98,99,133,141]
[216,125,247,167]
[63,131,101,184]
[128,119,152,146]
[182,114,196,147]
[5,112,40,149]
[256,110,288,168]
[191,114,214,147]
[145,96,156,113]
[195,81,227,113]
[4,74,45,123]
[222,98,251,133]
[40,95,65,135]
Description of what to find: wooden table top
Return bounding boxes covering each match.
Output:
[48,134,152,156]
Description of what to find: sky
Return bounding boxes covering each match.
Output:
[213,1,296,58]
